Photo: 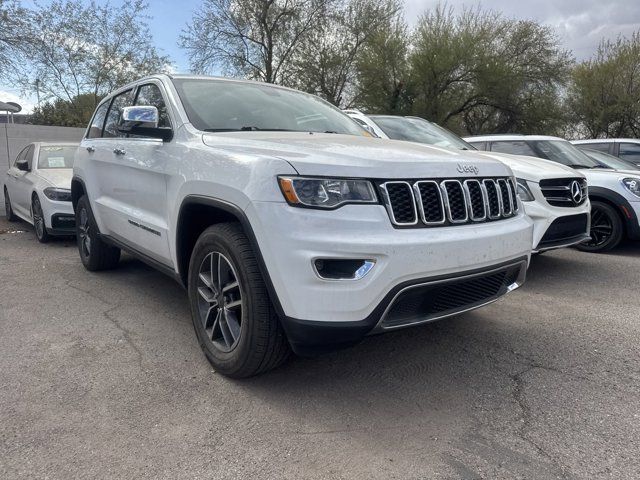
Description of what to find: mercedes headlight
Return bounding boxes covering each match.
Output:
[516,178,534,202]
[621,178,640,198]
[43,187,72,202]
[278,176,377,208]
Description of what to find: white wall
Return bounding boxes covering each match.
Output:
[1,124,85,214]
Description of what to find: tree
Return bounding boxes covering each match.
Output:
[408,4,572,135]
[289,0,401,106]
[180,0,328,84]
[9,0,170,113]
[567,33,640,138]
[0,0,31,79]
[353,16,411,113]
[28,94,101,127]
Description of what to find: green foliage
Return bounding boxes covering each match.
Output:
[567,33,640,138]
[28,94,101,128]
[8,0,170,112]
[353,4,572,135]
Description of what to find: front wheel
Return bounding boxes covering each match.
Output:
[577,201,624,253]
[188,223,290,378]
[75,195,121,270]
[32,195,50,243]
[4,188,17,222]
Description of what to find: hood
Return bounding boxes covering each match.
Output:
[471,151,583,182]
[202,132,513,178]
[579,168,640,182]
[35,168,73,188]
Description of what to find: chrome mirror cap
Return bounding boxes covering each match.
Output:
[119,105,159,130]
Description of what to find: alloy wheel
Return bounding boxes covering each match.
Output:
[586,206,613,247]
[78,207,91,257]
[196,251,244,352]
[32,198,45,239]
[4,190,10,218]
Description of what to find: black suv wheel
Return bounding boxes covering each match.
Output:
[188,223,290,378]
[76,195,121,270]
[577,201,623,252]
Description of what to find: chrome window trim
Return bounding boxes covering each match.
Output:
[463,179,487,222]
[413,180,446,225]
[441,180,468,224]
[380,181,418,226]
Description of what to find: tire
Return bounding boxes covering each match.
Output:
[577,201,624,253]
[31,195,50,243]
[4,187,17,222]
[76,195,121,270]
[188,223,290,378]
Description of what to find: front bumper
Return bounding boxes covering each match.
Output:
[246,202,533,352]
[40,196,74,235]
[524,182,591,252]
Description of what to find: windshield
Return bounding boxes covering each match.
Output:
[38,146,76,169]
[172,78,365,135]
[530,140,602,169]
[370,116,474,150]
[582,149,640,171]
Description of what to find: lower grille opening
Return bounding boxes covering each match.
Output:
[539,214,589,246]
[381,265,522,328]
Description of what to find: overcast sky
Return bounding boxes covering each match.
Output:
[3,0,639,113]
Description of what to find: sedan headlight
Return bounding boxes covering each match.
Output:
[278,176,377,208]
[515,178,534,202]
[621,178,640,198]
[43,187,72,202]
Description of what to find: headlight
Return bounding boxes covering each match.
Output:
[43,187,72,202]
[278,176,377,208]
[515,178,534,202]
[621,178,640,198]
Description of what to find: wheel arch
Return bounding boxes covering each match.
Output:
[71,176,86,211]
[588,187,640,240]
[175,196,286,318]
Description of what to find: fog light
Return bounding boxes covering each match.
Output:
[313,259,375,280]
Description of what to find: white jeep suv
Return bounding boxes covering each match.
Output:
[465,135,640,252]
[344,112,591,252]
[72,75,533,377]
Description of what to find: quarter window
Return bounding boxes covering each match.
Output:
[87,102,109,139]
[103,90,134,138]
[13,145,29,166]
[134,83,170,128]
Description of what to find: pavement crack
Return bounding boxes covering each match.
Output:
[103,305,145,370]
[510,366,572,479]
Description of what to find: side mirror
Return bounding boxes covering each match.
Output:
[16,159,29,172]
[118,106,172,141]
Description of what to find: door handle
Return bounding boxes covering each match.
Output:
[86,146,95,153]
[113,148,126,156]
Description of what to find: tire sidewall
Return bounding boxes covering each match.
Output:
[4,188,12,219]
[188,228,260,374]
[32,196,49,243]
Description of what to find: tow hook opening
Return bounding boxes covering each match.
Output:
[313,259,375,280]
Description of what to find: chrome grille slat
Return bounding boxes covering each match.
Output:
[381,177,518,228]
[539,178,588,207]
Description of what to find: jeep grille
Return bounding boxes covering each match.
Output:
[379,177,519,227]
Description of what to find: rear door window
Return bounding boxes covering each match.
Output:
[490,141,536,156]
[580,143,610,153]
[103,90,134,138]
[619,143,640,162]
[87,102,109,139]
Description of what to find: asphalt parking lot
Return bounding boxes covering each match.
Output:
[1,216,639,480]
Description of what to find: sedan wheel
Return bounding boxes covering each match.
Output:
[31,196,50,243]
[4,188,17,222]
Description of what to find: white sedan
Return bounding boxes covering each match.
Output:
[4,142,77,242]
